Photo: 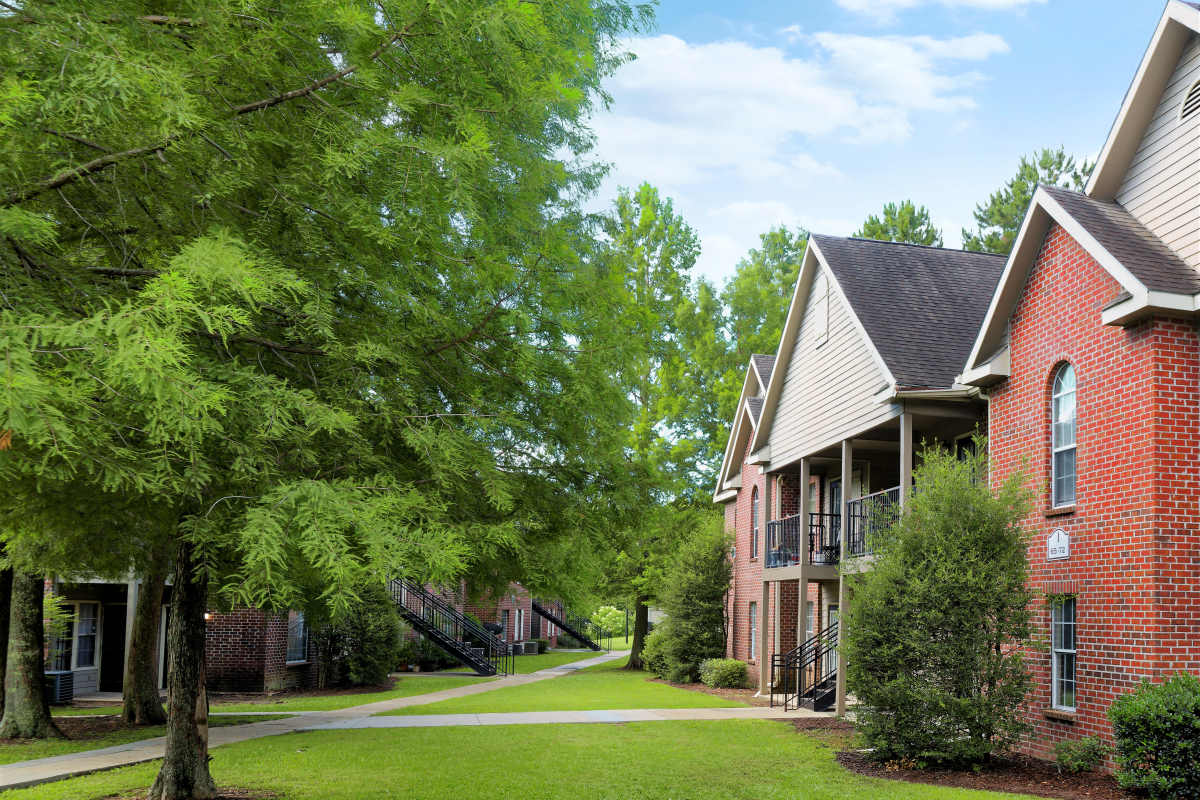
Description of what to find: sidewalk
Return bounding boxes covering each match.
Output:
[0,650,630,791]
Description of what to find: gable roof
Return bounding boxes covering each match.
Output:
[750,355,775,391]
[1041,185,1200,293]
[810,235,1006,390]
[962,183,1200,385]
[1088,1,1200,199]
[746,396,763,425]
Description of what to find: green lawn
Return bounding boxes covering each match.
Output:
[0,715,288,766]
[381,661,744,715]
[0,719,1038,800]
[211,675,494,713]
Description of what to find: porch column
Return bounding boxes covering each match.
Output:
[124,578,139,671]
[835,438,852,716]
[757,580,770,693]
[899,411,913,510]
[797,458,811,646]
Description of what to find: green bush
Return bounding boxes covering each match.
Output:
[534,638,549,654]
[845,441,1034,768]
[699,658,748,689]
[311,583,404,687]
[1110,673,1200,798]
[641,628,670,679]
[645,515,731,683]
[591,606,625,638]
[556,631,588,649]
[1054,736,1108,775]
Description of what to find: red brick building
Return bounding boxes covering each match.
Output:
[960,0,1200,758]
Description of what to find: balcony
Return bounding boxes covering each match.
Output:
[764,485,901,569]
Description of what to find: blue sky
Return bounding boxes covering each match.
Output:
[587,0,1163,284]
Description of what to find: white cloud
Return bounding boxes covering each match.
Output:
[590,31,1009,283]
[836,0,1045,23]
[780,24,804,44]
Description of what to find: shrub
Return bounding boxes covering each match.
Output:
[1109,673,1200,798]
[699,658,748,689]
[646,514,731,683]
[534,638,549,654]
[1054,736,1108,774]
[641,628,670,679]
[845,440,1034,768]
[556,631,588,649]
[310,583,404,687]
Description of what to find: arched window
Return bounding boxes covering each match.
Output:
[1051,364,1077,507]
[751,486,760,559]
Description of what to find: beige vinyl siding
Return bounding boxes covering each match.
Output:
[767,267,897,469]
[1117,32,1200,269]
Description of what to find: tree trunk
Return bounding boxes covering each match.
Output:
[0,573,61,738]
[122,550,168,725]
[624,597,650,670]
[0,566,13,720]
[149,541,215,800]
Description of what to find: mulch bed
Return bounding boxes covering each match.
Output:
[0,715,133,744]
[836,749,1133,800]
[207,676,398,707]
[649,679,772,706]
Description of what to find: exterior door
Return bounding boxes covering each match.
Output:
[500,609,510,641]
[99,604,126,692]
[530,611,540,640]
[515,609,525,641]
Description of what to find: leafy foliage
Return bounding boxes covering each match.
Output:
[310,584,403,688]
[854,200,942,246]
[698,658,748,689]
[590,606,625,637]
[1053,736,1109,775]
[644,514,731,683]
[962,147,1094,254]
[1109,673,1200,798]
[845,441,1033,768]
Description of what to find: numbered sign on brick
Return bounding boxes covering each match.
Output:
[1047,529,1070,561]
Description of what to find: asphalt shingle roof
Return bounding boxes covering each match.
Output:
[1040,184,1200,294]
[811,235,1006,390]
[750,354,775,389]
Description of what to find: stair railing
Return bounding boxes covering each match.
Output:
[770,620,838,712]
[390,578,513,676]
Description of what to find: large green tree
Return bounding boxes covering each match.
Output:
[0,2,648,798]
[962,147,1094,254]
[854,200,942,247]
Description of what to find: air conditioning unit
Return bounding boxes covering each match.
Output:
[45,670,73,705]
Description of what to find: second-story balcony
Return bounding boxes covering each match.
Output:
[765,485,901,569]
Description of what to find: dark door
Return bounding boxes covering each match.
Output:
[529,611,540,640]
[99,604,126,692]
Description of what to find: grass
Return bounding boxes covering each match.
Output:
[0,719,1040,800]
[0,715,288,766]
[209,675,493,713]
[380,660,744,715]
[507,650,601,673]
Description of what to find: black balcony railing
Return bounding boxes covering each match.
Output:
[808,513,841,565]
[765,514,804,568]
[846,486,901,557]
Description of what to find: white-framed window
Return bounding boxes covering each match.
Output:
[500,609,510,641]
[751,486,760,559]
[51,602,99,671]
[286,611,308,663]
[748,601,758,658]
[805,601,814,640]
[1051,364,1077,507]
[1051,597,1077,711]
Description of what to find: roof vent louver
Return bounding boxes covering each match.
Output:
[1181,79,1200,121]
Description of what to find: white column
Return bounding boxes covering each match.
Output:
[798,458,811,565]
[757,580,770,693]
[836,438,852,716]
[900,411,913,510]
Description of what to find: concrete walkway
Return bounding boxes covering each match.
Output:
[304,705,823,729]
[0,650,629,790]
[0,650,824,791]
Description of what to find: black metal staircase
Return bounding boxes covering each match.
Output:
[390,578,513,676]
[770,621,838,712]
[531,599,602,651]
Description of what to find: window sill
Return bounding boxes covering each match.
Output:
[1044,708,1076,722]
[285,660,309,667]
[1045,504,1075,518]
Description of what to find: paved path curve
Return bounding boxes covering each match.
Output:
[0,651,629,790]
[0,651,821,791]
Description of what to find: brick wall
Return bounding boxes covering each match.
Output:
[724,436,767,679]
[465,585,559,647]
[206,609,316,692]
[989,222,1200,762]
